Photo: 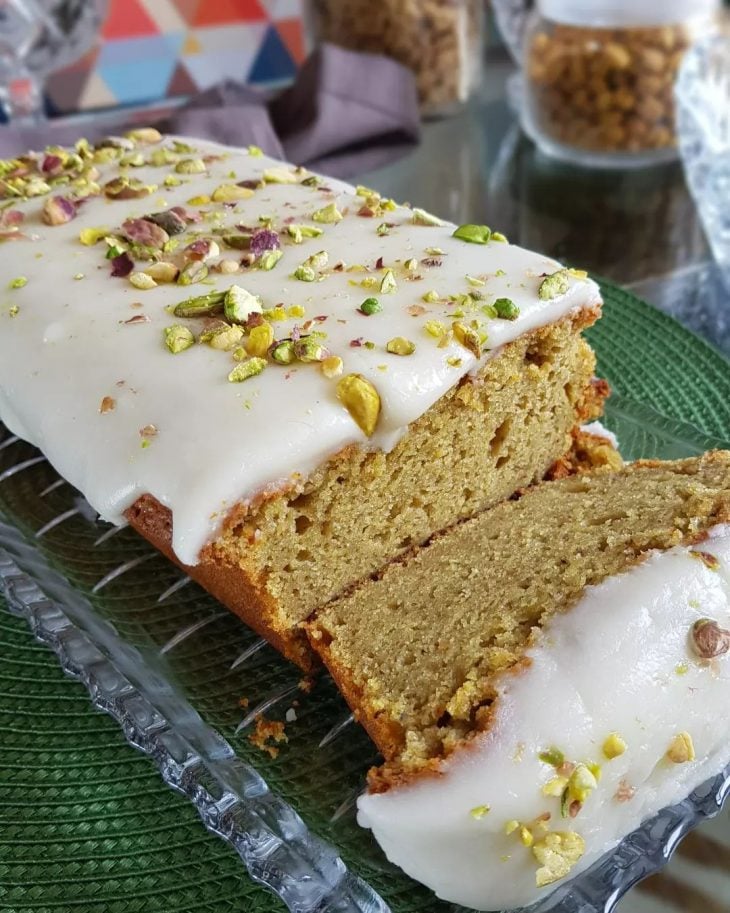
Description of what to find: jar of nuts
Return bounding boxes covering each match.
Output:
[521,0,721,166]
[305,0,484,117]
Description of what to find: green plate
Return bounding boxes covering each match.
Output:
[0,280,729,913]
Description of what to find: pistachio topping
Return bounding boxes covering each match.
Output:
[689,618,730,660]
[312,202,343,223]
[452,321,481,358]
[228,357,266,383]
[452,224,491,244]
[271,339,295,364]
[175,158,206,174]
[9,276,27,289]
[173,290,225,318]
[125,127,162,144]
[201,323,244,351]
[321,355,343,378]
[211,183,254,202]
[177,260,208,286]
[129,272,157,290]
[359,297,382,316]
[538,268,571,301]
[245,322,274,358]
[690,550,721,571]
[258,249,283,270]
[79,226,108,246]
[469,805,490,820]
[262,167,299,184]
[336,373,381,437]
[294,265,316,282]
[42,195,77,226]
[666,731,695,764]
[286,224,323,243]
[494,297,520,320]
[386,337,416,356]
[411,207,444,227]
[224,285,263,324]
[164,324,195,353]
[532,831,585,888]
[380,269,398,294]
[602,733,628,760]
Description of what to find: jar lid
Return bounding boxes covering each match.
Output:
[538,0,718,27]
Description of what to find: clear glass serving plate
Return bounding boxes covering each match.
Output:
[1,394,730,913]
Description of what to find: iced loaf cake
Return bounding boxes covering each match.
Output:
[309,452,730,909]
[0,130,603,667]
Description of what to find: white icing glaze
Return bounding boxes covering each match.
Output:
[0,135,600,564]
[580,420,619,450]
[357,528,730,911]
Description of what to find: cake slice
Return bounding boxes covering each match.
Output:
[0,130,603,668]
[308,452,730,909]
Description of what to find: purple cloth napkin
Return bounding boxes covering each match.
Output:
[0,45,420,178]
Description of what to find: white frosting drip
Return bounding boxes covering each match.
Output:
[357,528,730,911]
[580,420,619,449]
[0,136,599,564]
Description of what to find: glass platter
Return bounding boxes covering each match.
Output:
[1,280,730,913]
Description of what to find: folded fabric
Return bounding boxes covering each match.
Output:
[0,44,420,177]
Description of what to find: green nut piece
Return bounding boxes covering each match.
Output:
[359,297,382,316]
[312,202,343,223]
[173,290,225,318]
[201,323,245,351]
[177,261,209,286]
[262,167,299,184]
[9,276,27,289]
[411,207,443,227]
[532,832,585,888]
[295,336,327,362]
[304,249,328,269]
[286,224,323,243]
[258,249,283,270]
[224,285,262,323]
[294,265,316,282]
[386,337,416,356]
[336,373,381,437]
[126,127,162,144]
[376,222,390,236]
[379,269,397,294]
[271,339,295,364]
[175,158,207,174]
[538,747,565,767]
[211,183,254,202]
[538,268,571,300]
[452,224,491,244]
[245,322,274,358]
[228,357,267,383]
[452,321,482,358]
[129,271,157,290]
[494,297,520,320]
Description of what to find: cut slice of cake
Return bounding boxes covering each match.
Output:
[308,452,730,909]
[0,131,604,668]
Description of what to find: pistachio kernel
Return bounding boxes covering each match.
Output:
[211,183,255,202]
[452,321,481,358]
[218,259,240,275]
[248,145,263,157]
[286,224,323,243]
[336,373,381,437]
[411,207,444,227]
[224,285,263,324]
[42,195,77,226]
[689,618,730,660]
[602,733,628,760]
[271,339,295,364]
[422,290,440,303]
[228,357,267,383]
[532,831,585,888]
[359,297,382,316]
[144,261,179,283]
[539,747,565,767]
[538,268,571,300]
[453,223,491,244]
[424,320,446,338]
[9,276,27,289]
[125,127,162,144]
[376,222,391,236]
[294,265,316,282]
[542,776,569,798]
[666,731,695,764]
[173,290,225,318]
[262,167,299,184]
[494,297,520,320]
[175,158,206,174]
[201,324,245,351]
[491,231,508,242]
[466,274,486,287]
[386,336,416,356]
[245,322,275,358]
[129,272,157,290]
[321,355,343,378]
[690,550,721,571]
[164,324,195,353]
[177,260,208,286]
[312,202,343,223]
[469,804,490,820]
[380,269,398,294]
[79,226,108,246]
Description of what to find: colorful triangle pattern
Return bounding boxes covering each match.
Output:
[46,0,306,114]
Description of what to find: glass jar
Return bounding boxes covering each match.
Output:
[521,0,721,167]
[305,0,484,117]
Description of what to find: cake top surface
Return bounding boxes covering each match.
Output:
[0,131,600,564]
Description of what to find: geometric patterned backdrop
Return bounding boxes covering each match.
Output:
[46,0,306,114]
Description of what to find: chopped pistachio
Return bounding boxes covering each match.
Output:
[425,247,445,256]
[177,261,209,286]
[690,550,721,571]
[173,290,225,318]
[271,339,295,364]
[568,268,588,279]
[248,145,263,156]
[201,323,244,350]
[469,805,490,820]
[676,662,689,676]
[666,731,695,764]
[164,324,195,353]
[321,355,343,378]
[301,250,327,270]
[567,763,598,803]
[312,202,343,224]
[542,776,569,798]
[145,261,179,283]
[9,276,27,289]
[336,373,381,436]
[129,271,157,290]
[424,320,446,338]
[446,356,461,367]
[376,222,391,236]
[188,194,210,205]
[603,733,628,760]
[533,831,585,887]
[211,183,254,202]
[356,184,378,198]
[219,258,240,275]
[120,151,145,167]
[494,297,520,320]
[8,304,19,317]
[538,268,571,300]
[491,231,508,242]
[358,276,379,290]
[74,273,84,280]
[453,224,491,244]
[422,290,440,303]
[452,321,481,358]
[79,226,108,246]
[175,158,206,174]
[264,305,287,321]
[495,268,506,277]
[228,357,266,383]
[286,223,323,243]
[466,274,486,287]
[690,617,730,659]
[380,269,397,294]
[288,304,306,318]
[293,265,316,282]
[359,297,382,316]
[163,175,181,187]
[538,747,565,768]
[262,167,299,184]
[258,249,283,270]
[295,336,327,362]
[126,127,162,144]
[481,304,498,319]
[104,176,155,199]
[224,285,263,323]
[404,257,418,271]
[171,140,195,153]
[245,322,274,358]
[386,336,416,356]
[411,207,444,226]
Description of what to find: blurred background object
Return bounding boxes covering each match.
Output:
[304,0,484,116]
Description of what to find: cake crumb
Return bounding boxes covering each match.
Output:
[249,715,288,758]
[299,676,315,694]
[238,696,249,708]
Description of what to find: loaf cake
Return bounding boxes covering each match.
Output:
[309,452,730,909]
[0,130,603,667]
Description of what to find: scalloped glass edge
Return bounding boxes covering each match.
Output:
[1,394,730,913]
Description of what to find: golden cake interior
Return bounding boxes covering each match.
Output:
[308,453,730,782]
